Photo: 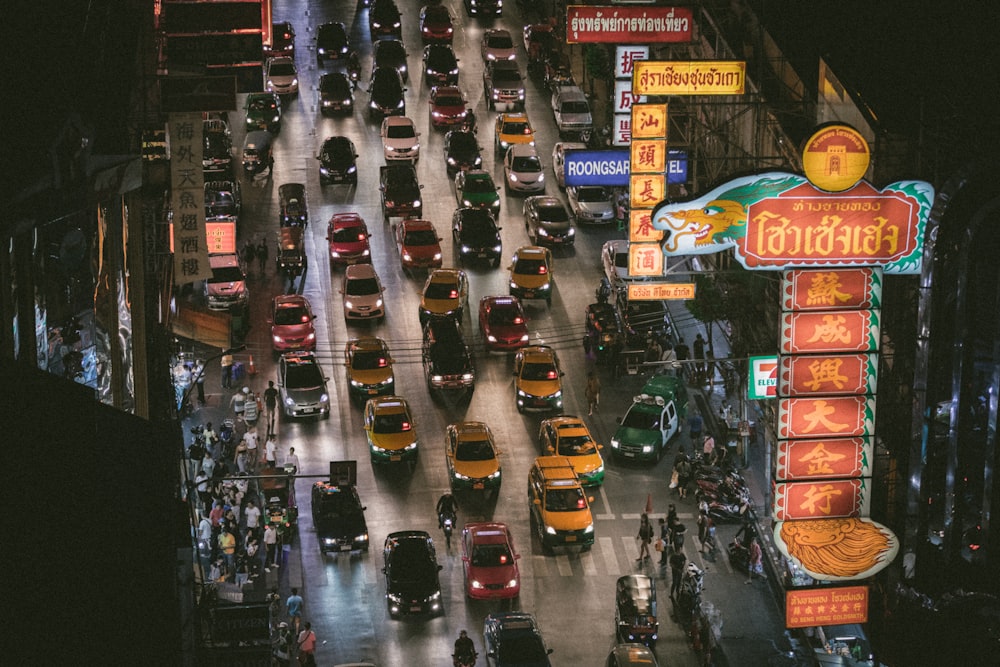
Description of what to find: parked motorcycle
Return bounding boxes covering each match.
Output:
[728,537,750,574]
[674,562,704,626]
[705,488,751,523]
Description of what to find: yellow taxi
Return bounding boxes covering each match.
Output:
[528,455,594,553]
[364,396,419,466]
[494,111,535,153]
[507,245,553,305]
[539,416,605,487]
[445,421,502,494]
[419,268,469,325]
[344,337,395,404]
[513,345,563,413]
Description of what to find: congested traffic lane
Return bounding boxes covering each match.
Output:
[232,1,708,664]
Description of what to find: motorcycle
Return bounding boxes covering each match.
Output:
[695,471,749,503]
[705,488,751,523]
[674,562,704,626]
[728,537,750,574]
[440,508,457,548]
[453,650,478,667]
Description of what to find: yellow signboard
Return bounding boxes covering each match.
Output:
[628,282,696,300]
[802,124,871,193]
[629,209,663,242]
[630,103,668,139]
[630,139,666,173]
[633,60,746,96]
[628,243,665,277]
[630,173,665,209]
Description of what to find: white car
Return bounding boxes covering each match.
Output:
[342,263,386,321]
[567,185,615,224]
[551,141,588,189]
[381,116,421,161]
[265,56,299,95]
[481,28,516,62]
[503,145,545,194]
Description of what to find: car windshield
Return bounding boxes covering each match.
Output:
[489,307,523,326]
[206,192,236,214]
[494,70,521,83]
[405,230,439,246]
[502,122,529,135]
[436,95,464,107]
[537,204,568,221]
[488,33,514,49]
[352,350,389,370]
[561,100,590,114]
[270,62,296,76]
[332,226,365,242]
[471,543,513,567]
[498,637,548,663]
[274,306,310,326]
[346,277,380,296]
[521,361,557,381]
[248,98,277,113]
[386,124,416,139]
[577,187,610,202]
[425,282,459,299]
[208,267,244,283]
[464,177,495,193]
[514,258,546,275]
[462,217,495,235]
[512,157,541,172]
[321,78,347,94]
[388,542,436,582]
[455,439,494,461]
[373,411,411,433]
[545,487,586,512]
[450,134,477,150]
[284,364,324,389]
[315,491,360,518]
[614,251,629,269]
[557,434,597,455]
[204,133,229,154]
[621,407,661,430]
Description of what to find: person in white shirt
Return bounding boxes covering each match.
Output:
[244,499,262,538]
[264,435,277,468]
[284,447,300,473]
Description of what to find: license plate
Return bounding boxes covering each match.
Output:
[565,535,577,542]
[355,312,371,317]
[623,451,635,457]
[302,407,314,414]
[523,290,535,297]
[340,544,352,552]
[390,454,401,462]
[477,252,488,258]
[473,482,484,489]
[367,388,379,394]
[410,605,422,612]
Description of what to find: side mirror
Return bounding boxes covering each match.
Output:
[361,506,367,511]
[588,496,595,503]
[532,498,541,506]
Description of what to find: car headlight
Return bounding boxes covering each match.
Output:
[320,393,329,403]
[266,79,274,87]
[429,591,440,600]
[517,389,527,397]
[273,335,283,343]
[509,280,518,289]
[404,442,418,450]
[433,252,442,260]
[537,227,547,235]
[506,578,517,588]
[426,68,433,75]
[393,21,400,28]
[292,78,298,86]
[447,157,457,165]
[387,592,401,602]
[519,334,529,342]
[372,21,382,28]
[487,470,500,479]
[492,244,502,252]
[500,139,509,148]
[414,199,422,207]
[284,397,295,406]
[642,445,653,453]
[462,199,472,206]
[454,471,470,480]
[320,167,330,175]
[471,579,484,589]
[490,199,500,210]
[402,252,412,261]
[487,334,497,342]
[611,437,620,449]
[356,533,369,543]
[318,47,327,55]
[347,166,357,173]
[567,227,575,235]
[341,46,349,54]
[538,173,545,181]
[584,524,594,533]
[379,377,393,386]
[462,373,474,381]
[323,537,335,544]
[545,526,557,535]
[344,300,354,309]
[306,333,316,341]
[538,283,550,291]
[460,244,470,252]
[350,379,365,388]
[272,115,280,122]
[552,390,562,399]
[450,68,458,75]
[396,100,405,108]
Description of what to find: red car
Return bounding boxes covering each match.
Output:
[270,295,316,353]
[479,296,529,352]
[428,86,468,129]
[395,218,443,270]
[326,213,371,267]
[419,4,454,44]
[461,522,521,599]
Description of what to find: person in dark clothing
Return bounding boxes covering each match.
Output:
[693,333,706,374]
[436,493,458,528]
[454,630,477,664]
[658,517,670,565]
[256,239,268,274]
[674,337,689,361]
[669,550,687,598]
[242,241,256,274]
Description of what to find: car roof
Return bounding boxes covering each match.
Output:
[428,267,464,282]
[382,115,415,128]
[507,144,538,158]
[369,396,410,411]
[401,218,435,231]
[528,195,563,207]
[329,212,365,226]
[274,294,309,308]
[345,263,379,280]
[347,336,388,352]
[515,245,549,259]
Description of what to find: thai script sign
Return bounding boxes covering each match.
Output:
[776,437,873,481]
[633,60,745,95]
[627,282,696,300]
[567,5,694,43]
[782,268,882,311]
[780,310,879,355]
[564,150,630,187]
[749,355,778,399]
[778,353,878,397]
[773,478,870,521]
[777,396,876,439]
[169,113,212,284]
[651,173,933,274]
[786,586,869,628]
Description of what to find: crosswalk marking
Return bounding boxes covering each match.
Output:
[581,548,598,575]
[599,537,618,576]
[555,553,574,576]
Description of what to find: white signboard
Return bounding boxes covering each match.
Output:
[614,45,650,80]
[614,79,647,114]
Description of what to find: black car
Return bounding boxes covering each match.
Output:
[373,38,408,82]
[368,66,407,119]
[443,130,483,177]
[380,164,422,221]
[422,317,475,394]
[452,208,501,266]
[316,21,349,66]
[312,462,369,554]
[422,44,459,86]
[382,530,443,618]
[319,72,354,116]
[483,612,554,666]
[266,20,296,59]
[318,136,358,185]
[369,0,402,41]
[202,123,232,177]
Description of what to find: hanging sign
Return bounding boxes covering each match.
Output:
[775,437,873,481]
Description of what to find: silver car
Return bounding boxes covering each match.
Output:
[265,56,299,95]
[523,195,575,246]
[567,185,615,224]
[278,352,330,419]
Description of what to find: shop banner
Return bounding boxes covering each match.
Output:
[786,586,869,628]
[777,396,876,439]
[779,310,879,355]
[778,353,878,397]
[775,437,873,481]
[781,268,882,311]
[169,113,212,284]
[773,478,870,521]
[773,517,899,581]
[567,5,694,44]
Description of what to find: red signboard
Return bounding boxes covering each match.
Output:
[780,310,879,355]
[777,396,876,439]
[740,181,923,269]
[566,5,694,44]
[775,437,873,481]
[778,353,878,397]
[781,268,882,311]
[773,478,869,521]
[786,586,869,628]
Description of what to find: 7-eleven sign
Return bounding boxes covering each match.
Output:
[750,355,778,399]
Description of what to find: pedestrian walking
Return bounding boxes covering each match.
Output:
[192,359,206,404]
[746,537,764,583]
[244,425,259,469]
[688,413,703,449]
[274,622,293,666]
[286,587,303,632]
[244,499,261,537]
[702,433,716,463]
[297,622,318,666]
[242,240,256,274]
[235,438,249,473]
[674,337,689,362]
[219,528,237,576]
[669,549,687,599]
[675,456,692,499]
[244,388,260,427]
[245,530,260,581]
[201,450,216,479]
[636,512,654,562]
[231,386,248,421]
[195,469,212,510]
[585,370,601,415]
[658,517,670,565]
[264,433,278,468]
[693,333,706,374]
[221,352,234,389]
[256,239,268,274]
[264,380,279,435]
[284,446,300,473]
[197,513,213,562]
[263,523,279,571]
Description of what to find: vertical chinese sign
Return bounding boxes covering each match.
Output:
[168,113,212,284]
[613,45,649,147]
[628,103,667,278]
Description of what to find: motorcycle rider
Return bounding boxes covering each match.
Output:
[346,50,361,89]
[437,492,458,529]
[453,629,478,666]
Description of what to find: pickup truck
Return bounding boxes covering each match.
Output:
[610,374,688,462]
[483,60,525,111]
[379,164,423,222]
